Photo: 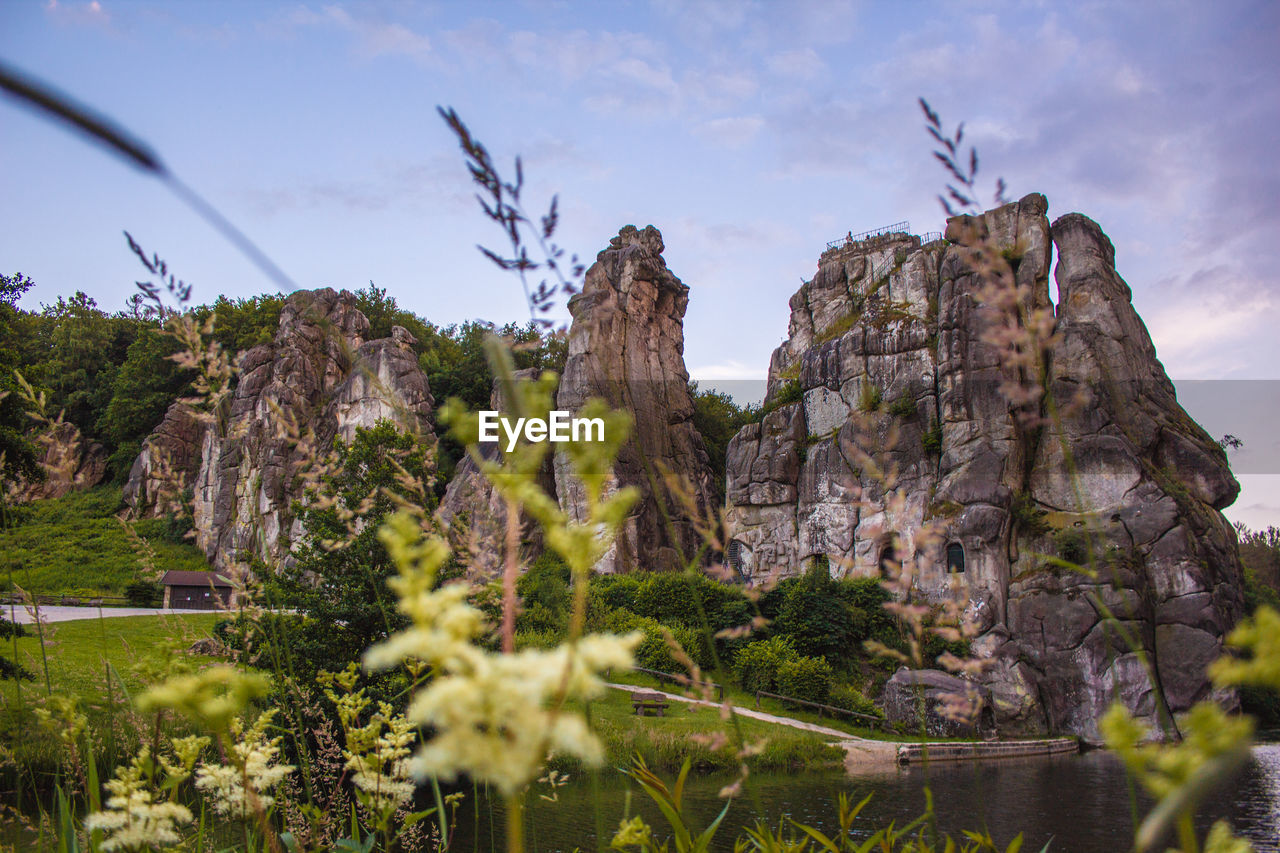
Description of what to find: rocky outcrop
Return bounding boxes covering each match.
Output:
[126,288,434,572]
[882,669,996,738]
[724,195,1244,742]
[122,402,205,514]
[555,225,716,573]
[437,369,556,578]
[8,421,107,502]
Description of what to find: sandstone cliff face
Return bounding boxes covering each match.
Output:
[555,225,716,573]
[125,289,434,572]
[724,195,1244,742]
[8,421,107,502]
[437,369,556,578]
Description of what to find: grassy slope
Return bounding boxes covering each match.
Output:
[1,487,210,597]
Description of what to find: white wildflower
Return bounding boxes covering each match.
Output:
[84,747,193,852]
[194,710,294,819]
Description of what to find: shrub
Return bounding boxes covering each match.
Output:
[776,655,834,704]
[888,396,916,418]
[922,419,943,456]
[125,580,163,607]
[0,617,26,640]
[732,636,798,694]
[754,379,803,421]
[633,573,701,626]
[858,381,883,412]
[607,610,711,673]
[1053,528,1089,566]
[516,551,570,634]
[1011,491,1051,537]
[830,682,882,719]
[594,574,642,612]
[775,578,863,661]
[0,656,33,681]
[835,577,899,649]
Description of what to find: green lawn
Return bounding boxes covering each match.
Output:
[573,682,846,773]
[4,612,221,701]
[606,669,950,744]
[1,487,211,597]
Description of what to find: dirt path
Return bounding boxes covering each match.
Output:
[607,682,872,741]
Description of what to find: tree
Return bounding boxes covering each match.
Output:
[266,420,437,680]
[689,382,757,505]
[96,327,192,482]
[0,273,40,485]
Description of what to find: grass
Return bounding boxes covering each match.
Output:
[1,613,222,783]
[0,487,211,597]
[562,685,845,774]
[4,612,221,700]
[605,670,952,745]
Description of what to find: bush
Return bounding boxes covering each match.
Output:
[830,682,882,719]
[516,551,570,634]
[732,636,798,694]
[888,396,916,418]
[776,655,833,704]
[858,381,883,412]
[633,573,701,626]
[922,419,943,456]
[835,577,899,649]
[594,574,642,612]
[0,656,33,681]
[125,580,163,607]
[1053,528,1089,566]
[0,617,26,640]
[606,610,711,673]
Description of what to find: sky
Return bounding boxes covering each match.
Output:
[2,0,1279,525]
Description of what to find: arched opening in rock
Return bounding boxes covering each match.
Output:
[878,536,900,575]
[946,542,965,574]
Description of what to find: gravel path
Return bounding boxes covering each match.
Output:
[608,682,871,741]
[4,605,202,624]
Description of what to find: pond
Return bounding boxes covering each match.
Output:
[451,744,1280,852]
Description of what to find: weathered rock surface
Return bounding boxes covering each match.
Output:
[8,420,107,502]
[724,196,1244,742]
[882,668,996,738]
[125,289,434,572]
[437,369,555,578]
[555,225,716,573]
[122,402,205,514]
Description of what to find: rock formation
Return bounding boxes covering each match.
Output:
[8,420,107,502]
[724,194,1244,742]
[555,225,716,573]
[437,369,556,578]
[126,288,434,572]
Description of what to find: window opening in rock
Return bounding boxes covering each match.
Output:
[946,542,965,574]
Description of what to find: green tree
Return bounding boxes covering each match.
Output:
[0,273,40,485]
[96,327,192,482]
[266,420,436,679]
[689,382,757,504]
[29,291,137,440]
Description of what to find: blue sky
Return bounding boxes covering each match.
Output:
[3,0,1279,524]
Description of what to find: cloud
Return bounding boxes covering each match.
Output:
[1145,269,1274,377]
[766,48,825,80]
[286,4,433,60]
[243,156,473,216]
[694,115,765,148]
[44,0,111,28]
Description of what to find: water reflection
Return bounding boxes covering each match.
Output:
[452,746,1278,852]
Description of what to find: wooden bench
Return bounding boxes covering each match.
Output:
[631,691,669,717]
